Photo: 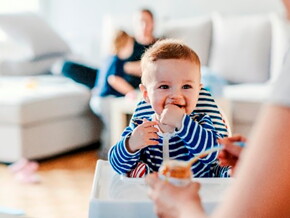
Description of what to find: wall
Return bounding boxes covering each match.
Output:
[38,0,285,66]
[0,0,39,13]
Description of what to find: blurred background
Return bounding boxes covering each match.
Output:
[0,0,284,66]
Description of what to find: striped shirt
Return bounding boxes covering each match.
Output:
[109,88,230,177]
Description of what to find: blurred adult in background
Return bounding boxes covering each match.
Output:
[121,8,156,81]
[61,8,156,93]
[95,8,156,98]
[89,9,157,159]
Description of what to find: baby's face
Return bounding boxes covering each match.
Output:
[140,59,201,116]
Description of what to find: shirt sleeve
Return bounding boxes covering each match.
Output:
[175,114,222,164]
[108,124,142,175]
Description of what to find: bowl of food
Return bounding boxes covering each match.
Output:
[158,160,192,186]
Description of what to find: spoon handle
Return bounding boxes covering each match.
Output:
[188,146,224,167]
[234,141,246,147]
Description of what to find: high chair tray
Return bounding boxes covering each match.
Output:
[89,160,232,218]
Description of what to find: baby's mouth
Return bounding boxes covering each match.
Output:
[173,103,185,109]
[165,102,186,109]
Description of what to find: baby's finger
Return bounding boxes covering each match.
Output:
[142,121,159,128]
[147,132,159,139]
[146,139,159,146]
[145,126,159,133]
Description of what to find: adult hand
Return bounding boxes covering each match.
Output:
[127,119,159,153]
[146,173,205,218]
[217,135,246,175]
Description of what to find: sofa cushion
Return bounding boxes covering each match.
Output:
[163,16,212,65]
[0,75,91,125]
[223,83,271,102]
[209,13,272,83]
[0,56,64,75]
[0,32,32,61]
[223,83,271,124]
[0,13,70,61]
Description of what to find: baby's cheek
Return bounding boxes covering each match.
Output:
[187,102,197,114]
[154,107,164,117]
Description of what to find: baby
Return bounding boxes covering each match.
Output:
[109,39,229,178]
[96,30,136,97]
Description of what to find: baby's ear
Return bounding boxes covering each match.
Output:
[139,84,150,103]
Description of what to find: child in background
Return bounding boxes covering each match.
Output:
[94,30,137,97]
[109,39,229,178]
[91,30,145,159]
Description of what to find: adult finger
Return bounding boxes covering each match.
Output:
[192,181,201,191]
[218,135,246,146]
[223,143,243,157]
[145,172,159,189]
[229,134,247,142]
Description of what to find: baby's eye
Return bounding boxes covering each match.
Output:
[182,84,192,89]
[158,85,169,89]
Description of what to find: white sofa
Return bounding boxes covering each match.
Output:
[162,13,289,136]
[0,75,102,162]
[104,12,288,136]
[0,13,102,162]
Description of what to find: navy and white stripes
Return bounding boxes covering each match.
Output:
[133,88,229,137]
[109,88,230,177]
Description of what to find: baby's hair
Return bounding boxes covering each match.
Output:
[112,30,132,55]
[141,38,201,84]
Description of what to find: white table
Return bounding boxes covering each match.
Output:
[89,160,233,218]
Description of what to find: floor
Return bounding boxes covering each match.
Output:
[0,145,99,218]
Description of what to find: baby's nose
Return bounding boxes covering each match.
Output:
[169,89,182,98]
[167,92,183,103]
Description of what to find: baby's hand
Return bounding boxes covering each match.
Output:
[159,104,185,131]
[127,119,159,153]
